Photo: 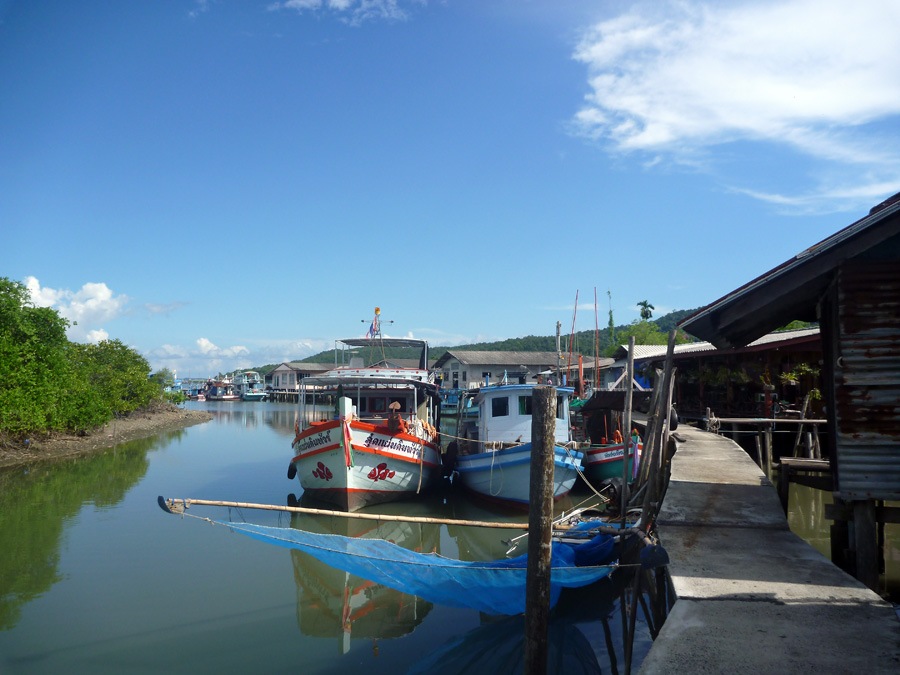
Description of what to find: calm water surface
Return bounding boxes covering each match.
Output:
[0,402,654,674]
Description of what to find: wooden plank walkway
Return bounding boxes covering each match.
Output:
[639,425,900,673]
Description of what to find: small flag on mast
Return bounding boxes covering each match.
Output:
[365,306,381,339]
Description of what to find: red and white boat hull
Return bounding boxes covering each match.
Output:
[289,419,441,511]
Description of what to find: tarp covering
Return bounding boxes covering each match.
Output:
[222,520,617,616]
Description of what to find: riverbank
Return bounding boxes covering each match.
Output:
[0,402,213,468]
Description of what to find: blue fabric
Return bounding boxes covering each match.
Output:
[222,520,617,616]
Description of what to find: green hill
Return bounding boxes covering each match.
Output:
[250,309,701,373]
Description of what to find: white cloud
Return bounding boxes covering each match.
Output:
[571,0,900,211]
[85,329,109,343]
[24,277,129,342]
[194,337,250,359]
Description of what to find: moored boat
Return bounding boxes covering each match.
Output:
[287,332,442,511]
[448,383,583,507]
[235,370,267,401]
[241,389,267,401]
[581,430,643,483]
[206,379,239,401]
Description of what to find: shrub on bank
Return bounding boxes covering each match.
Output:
[0,277,163,436]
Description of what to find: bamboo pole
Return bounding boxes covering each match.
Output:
[157,496,529,530]
[621,337,635,523]
[525,386,556,675]
[647,331,677,514]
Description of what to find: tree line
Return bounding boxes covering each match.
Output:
[0,278,166,436]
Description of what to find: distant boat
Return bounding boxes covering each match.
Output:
[234,370,266,401]
[206,380,239,401]
[448,383,583,507]
[241,389,267,402]
[288,334,443,512]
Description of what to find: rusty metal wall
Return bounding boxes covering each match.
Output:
[834,260,900,500]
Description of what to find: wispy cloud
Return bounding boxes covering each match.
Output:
[268,0,419,24]
[144,301,187,316]
[25,277,129,343]
[571,0,900,212]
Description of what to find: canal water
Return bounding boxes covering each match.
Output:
[0,401,655,674]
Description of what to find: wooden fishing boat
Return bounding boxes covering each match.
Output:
[581,431,643,483]
[288,335,442,511]
[448,383,583,507]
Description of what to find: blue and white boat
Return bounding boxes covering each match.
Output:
[448,384,583,507]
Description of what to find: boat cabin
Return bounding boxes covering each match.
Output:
[460,384,574,449]
[297,337,440,430]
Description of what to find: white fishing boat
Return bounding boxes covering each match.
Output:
[287,328,442,512]
[448,383,583,507]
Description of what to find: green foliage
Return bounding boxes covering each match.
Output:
[150,368,176,389]
[163,389,187,404]
[778,320,818,331]
[0,277,159,436]
[637,300,655,321]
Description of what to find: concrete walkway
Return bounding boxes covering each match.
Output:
[639,425,900,673]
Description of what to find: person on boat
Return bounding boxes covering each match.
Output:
[387,401,408,435]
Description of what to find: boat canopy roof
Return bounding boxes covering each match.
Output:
[338,337,428,349]
[301,374,438,391]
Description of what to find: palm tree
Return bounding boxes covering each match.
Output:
[638,300,655,321]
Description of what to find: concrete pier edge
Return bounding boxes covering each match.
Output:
[638,425,900,673]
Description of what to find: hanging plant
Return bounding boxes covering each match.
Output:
[779,363,821,399]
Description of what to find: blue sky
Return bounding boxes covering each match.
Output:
[2,0,899,378]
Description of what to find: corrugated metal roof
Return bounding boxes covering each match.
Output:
[679,195,900,348]
[614,327,820,361]
[434,350,562,367]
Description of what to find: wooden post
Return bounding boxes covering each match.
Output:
[831,495,850,572]
[524,386,556,675]
[777,463,790,514]
[853,499,880,591]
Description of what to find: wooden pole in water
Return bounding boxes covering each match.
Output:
[524,386,556,675]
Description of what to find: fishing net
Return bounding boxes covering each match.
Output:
[221,520,617,616]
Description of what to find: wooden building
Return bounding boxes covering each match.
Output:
[680,192,900,590]
[620,328,823,421]
[432,350,564,389]
[266,362,332,391]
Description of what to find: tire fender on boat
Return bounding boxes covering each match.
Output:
[287,463,297,480]
[668,407,679,431]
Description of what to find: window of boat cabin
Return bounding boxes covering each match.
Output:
[491,396,509,417]
[514,394,566,419]
[518,395,533,416]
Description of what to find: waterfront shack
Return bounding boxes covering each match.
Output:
[432,350,564,389]
[679,192,900,590]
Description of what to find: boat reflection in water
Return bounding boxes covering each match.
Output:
[288,495,436,654]
[409,571,636,675]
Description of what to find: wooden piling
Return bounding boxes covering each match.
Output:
[524,386,556,675]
